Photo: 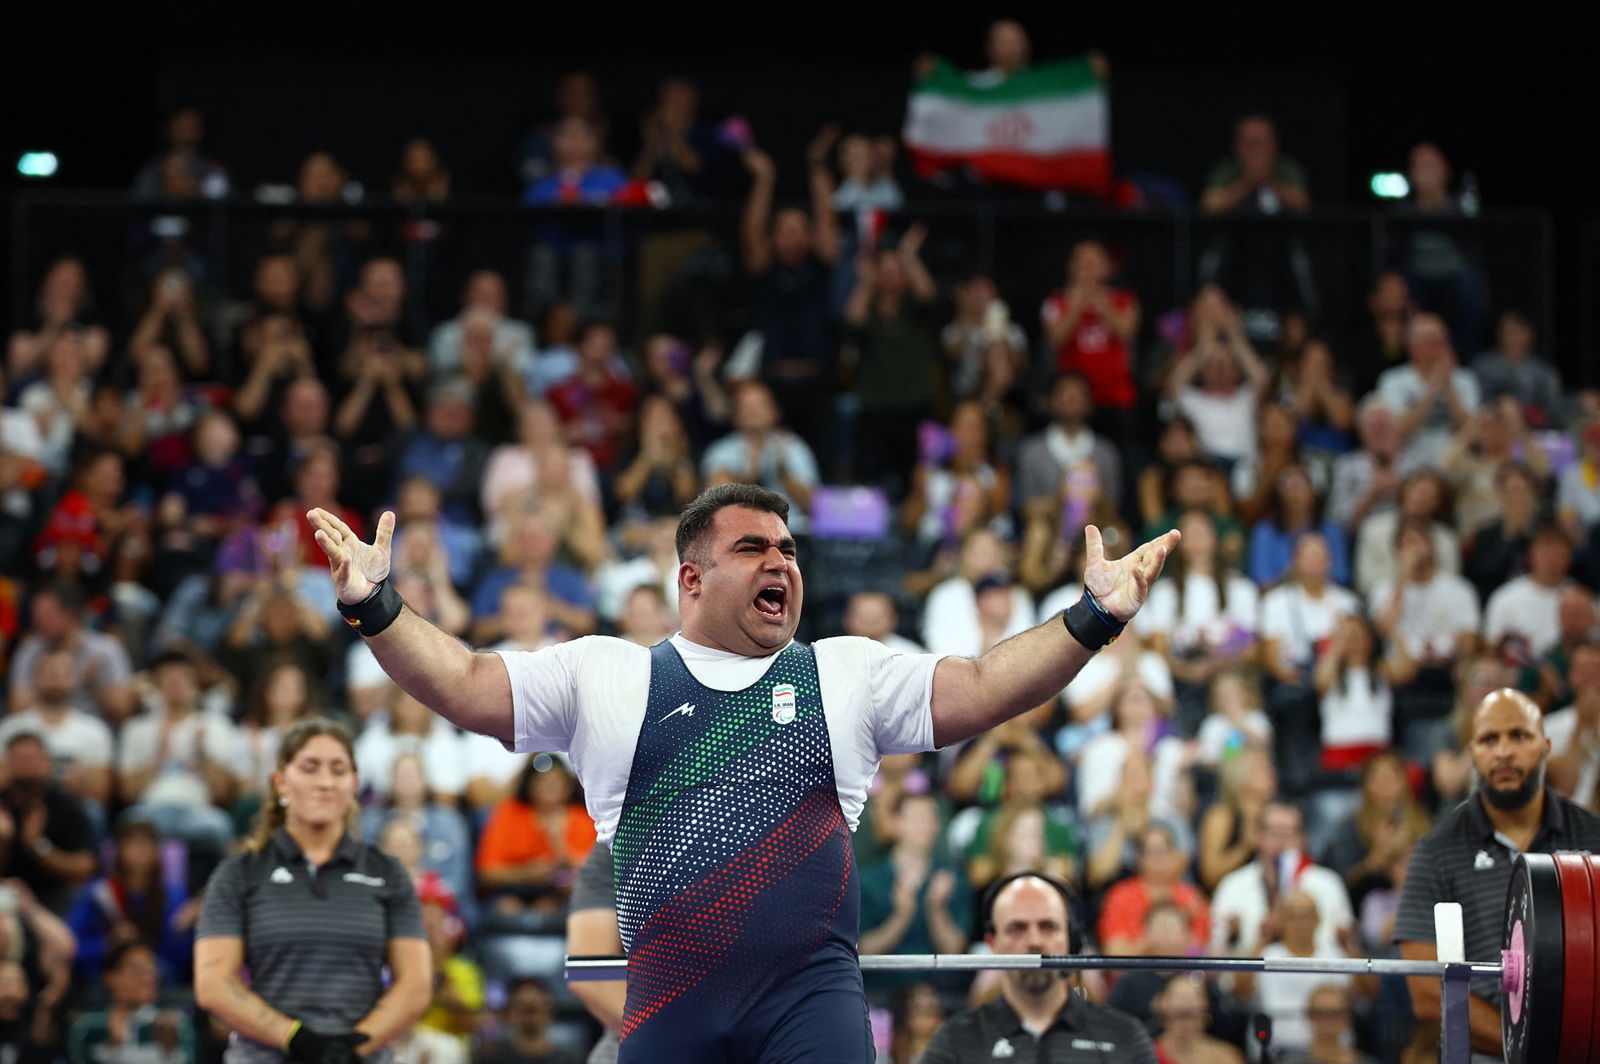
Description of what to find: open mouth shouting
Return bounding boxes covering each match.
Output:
[753,584,789,623]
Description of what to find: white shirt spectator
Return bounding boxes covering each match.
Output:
[118,708,246,808]
[1210,859,1354,958]
[0,708,114,771]
[1319,667,1393,750]
[921,578,1035,658]
[1258,582,1363,674]
[1368,573,1481,661]
[1557,462,1600,531]
[7,629,134,720]
[1176,387,1260,465]
[1483,576,1575,658]
[1075,731,1188,822]
[1543,706,1600,808]
[1133,572,1260,657]
[593,555,679,625]
[427,314,536,376]
[1353,512,1461,601]
[1376,364,1481,468]
[16,379,91,475]
[1255,941,1354,1054]
[354,713,467,802]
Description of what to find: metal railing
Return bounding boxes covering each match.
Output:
[9,191,1556,369]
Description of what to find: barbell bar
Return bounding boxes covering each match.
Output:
[563,852,1594,1064]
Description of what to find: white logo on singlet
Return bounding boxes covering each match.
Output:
[657,702,696,723]
[270,867,294,884]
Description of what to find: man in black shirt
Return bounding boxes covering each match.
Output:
[1395,688,1600,1061]
[923,874,1157,1063]
[0,732,95,915]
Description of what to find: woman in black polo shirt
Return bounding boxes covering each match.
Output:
[194,719,431,1064]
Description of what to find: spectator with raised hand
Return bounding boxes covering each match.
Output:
[701,381,819,530]
[1211,803,1355,962]
[968,783,1079,894]
[1353,468,1460,601]
[1097,822,1209,957]
[1276,337,1354,468]
[1232,402,1307,528]
[1165,290,1270,472]
[335,257,428,378]
[113,668,240,877]
[738,129,841,450]
[65,817,197,986]
[903,399,1012,560]
[1472,309,1564,428]
[0,649,115,809]
[480,398,602,549]
[1319,751,1430,904]
[1074,674,1187,821]
[17,330,94,478]
[1370,519,1480,760]
[120,344,203,480]
[1246,463,1349,588]
[1482,523,1585,664]
[128,267,210,380]
[352,685,463,805]
[0,731,97,916]
[428,271,536,379]
[517,70,610,185]
[612,394,700,530]
[1376,312,1479,469]
[1234,890,1372,1058]
[1133,510,1259,737]
[6,256,111,383]
[1443,398,1549,538]
[233,311,318,431]
[1200,115,1311,217]
[267,151,367,319]
[1198,744,1277,891]
[1018,460,1129,604]
[391,378,494,523]
[638,333,731,451]
[843,222,941,491]
[7,582,136,724]
[942,274,1026,403]
[631,77,726,205]
[1193,667,1272,771]
[546,321,638,473]
[1016,371,1124,517]
[475,756,595,915]
[921,528,1035,658]
[470,512,597,643]
[1041,239,1140,444]
[1544,641,1600,807]
[1313,616,1413,788]
[857,792,971,983]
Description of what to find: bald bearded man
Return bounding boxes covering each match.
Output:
[1394,689,1600,1061]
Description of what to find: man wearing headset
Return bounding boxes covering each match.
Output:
[922,873,1158,1063]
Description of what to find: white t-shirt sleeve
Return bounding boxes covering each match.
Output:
[1450,577,1483,633]
[117,717,156,776]
[495,639,588,752]
[860,639,939,755]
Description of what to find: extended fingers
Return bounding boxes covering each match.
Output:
[306,507,355,543]
[1084,524,1105,567]
[373,510,396,554]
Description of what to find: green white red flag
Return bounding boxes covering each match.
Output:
[902,57,1110,194]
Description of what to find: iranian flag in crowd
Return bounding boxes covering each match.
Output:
[903,57,1110,194]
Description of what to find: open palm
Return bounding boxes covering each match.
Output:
[307,508,396,605]
[1081,524,1181,623]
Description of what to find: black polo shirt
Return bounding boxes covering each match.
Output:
[1394,787,1600,1006]
[197,829,424,1048]
[921,990,1158,1064]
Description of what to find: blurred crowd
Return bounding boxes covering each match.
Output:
[0,18,1594,1064]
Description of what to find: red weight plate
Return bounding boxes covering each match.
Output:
[1551,854,1593,1064]
[1587,855,1600,1064]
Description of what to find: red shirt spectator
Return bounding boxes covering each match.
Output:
[547,322,637,470]
[1041,239,1140,411]
[1097,822,1209,955]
